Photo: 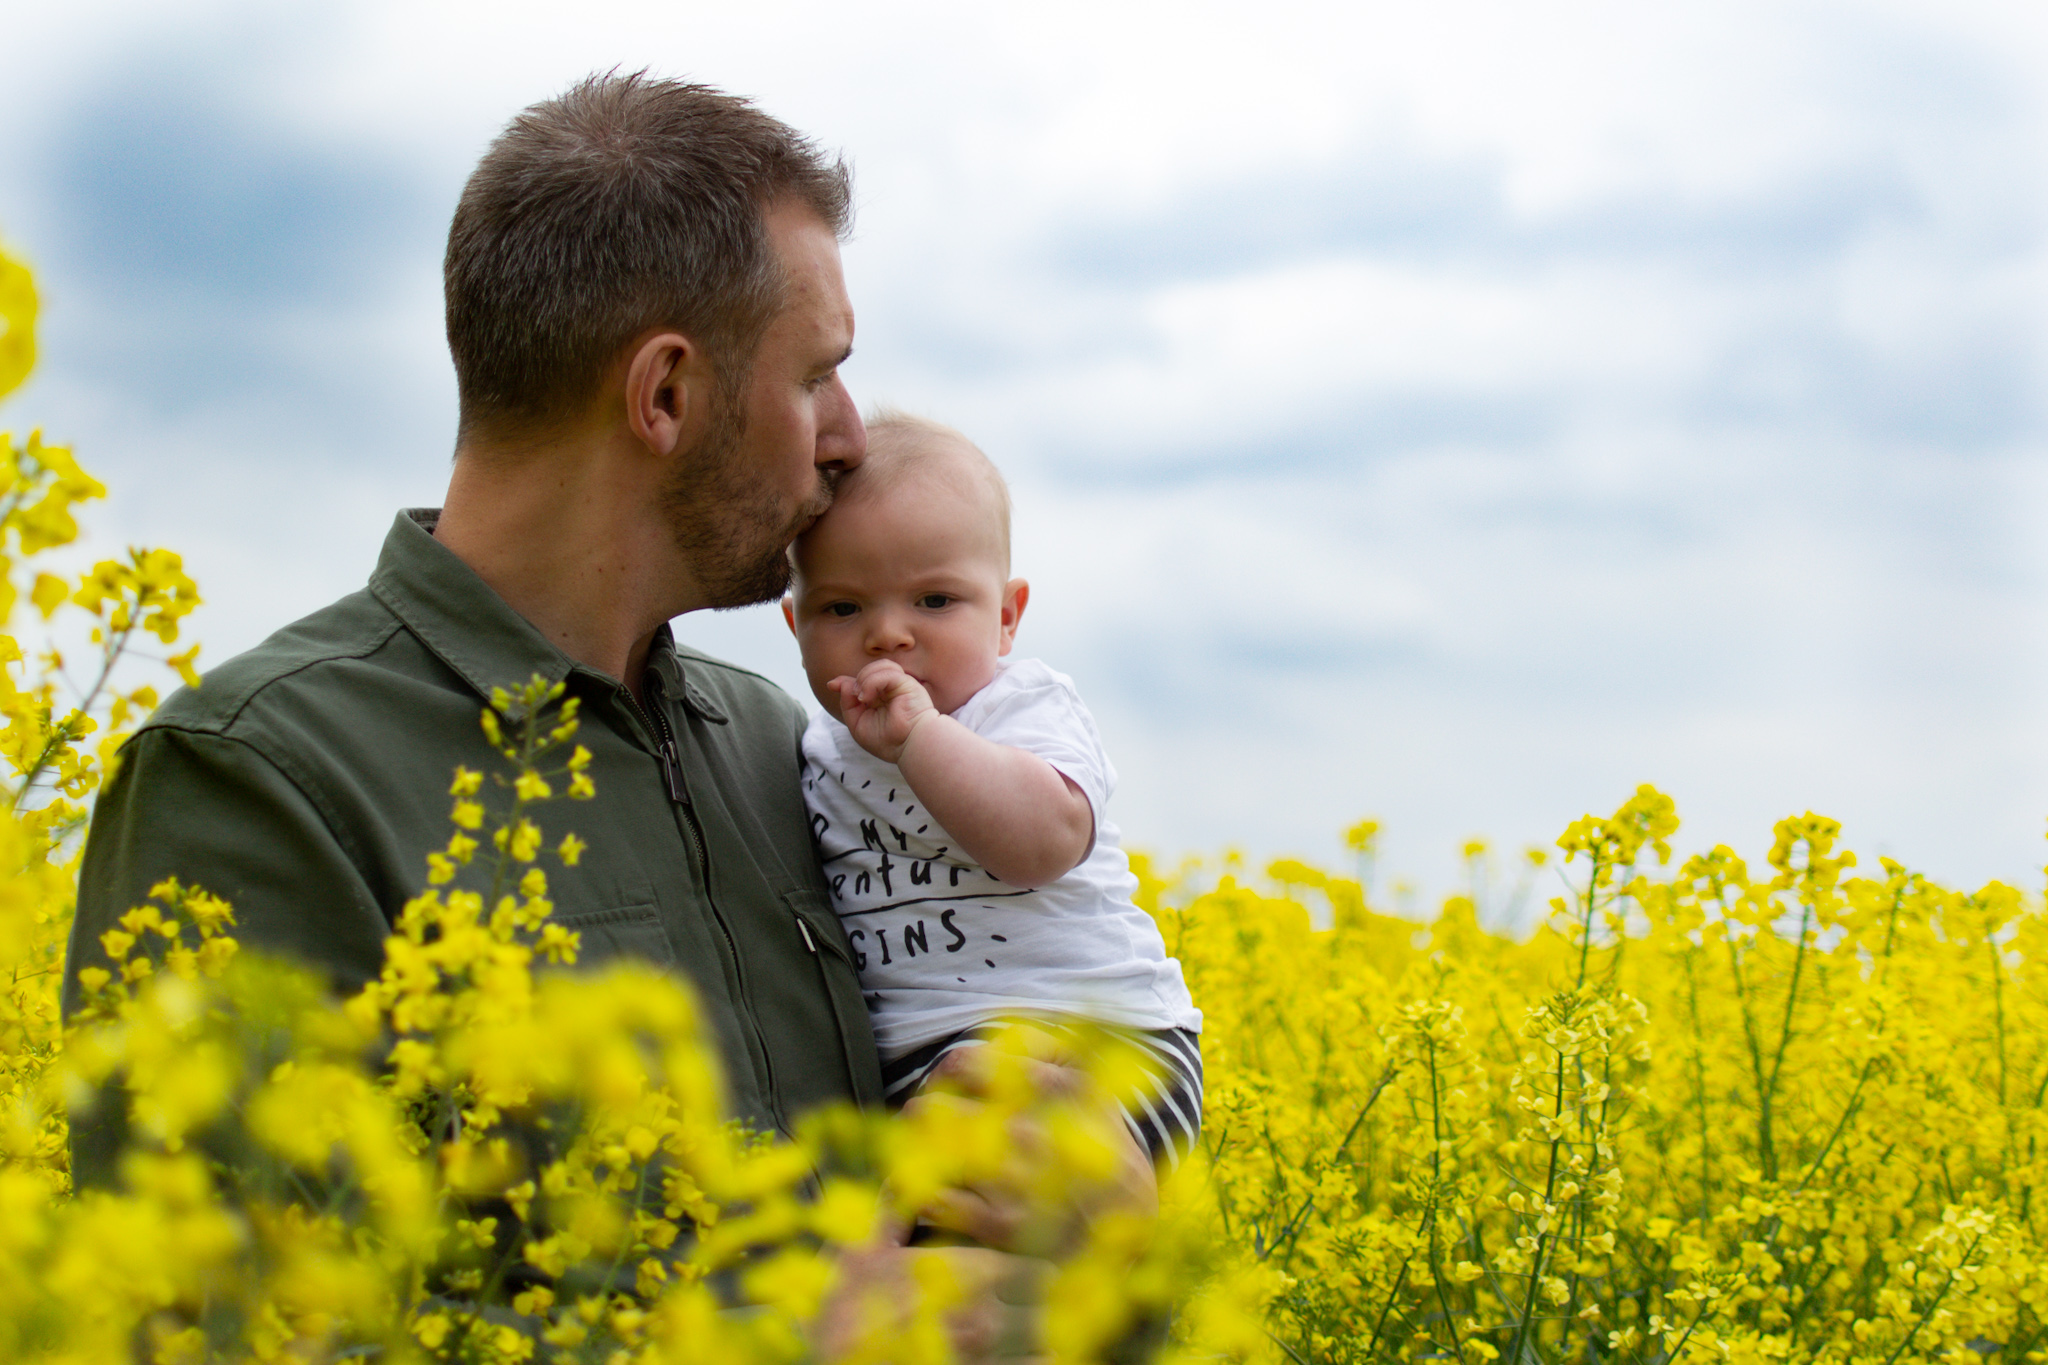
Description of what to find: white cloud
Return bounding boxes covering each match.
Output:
[6,0,2048,906]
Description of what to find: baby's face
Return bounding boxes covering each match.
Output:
[786,465,1023,719]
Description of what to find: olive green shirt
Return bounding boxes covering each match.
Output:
[65,510,882,1180]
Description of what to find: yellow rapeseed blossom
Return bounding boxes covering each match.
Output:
[0,242,34,400]
[1153,787,2048,1364]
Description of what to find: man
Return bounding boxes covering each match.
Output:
[64,73,1152,1358]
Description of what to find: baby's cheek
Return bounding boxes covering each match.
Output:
[803,663,845,721]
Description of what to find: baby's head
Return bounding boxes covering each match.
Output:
[784,412,1026,720]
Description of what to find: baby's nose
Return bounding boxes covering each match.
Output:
[866,614,914,652]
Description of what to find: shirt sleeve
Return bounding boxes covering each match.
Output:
[65,726,397,1189]
[965,673,1113,825]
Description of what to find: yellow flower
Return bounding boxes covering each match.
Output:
[1344,818,1380,853]
[0,246,37,399]
[506,819,543,862]
[166,645,202,688]
[29,572,65,618]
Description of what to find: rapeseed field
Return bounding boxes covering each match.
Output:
[2,246,2043,1363]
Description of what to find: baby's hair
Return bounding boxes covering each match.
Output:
[845,408,1013,571]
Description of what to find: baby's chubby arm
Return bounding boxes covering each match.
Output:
[831,659,1094,889]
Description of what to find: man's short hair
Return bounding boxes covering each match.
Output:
[445,71,852,440]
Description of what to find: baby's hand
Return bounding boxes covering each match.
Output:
[832,661,939,764]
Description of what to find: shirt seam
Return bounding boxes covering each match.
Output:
[144,618,408,737]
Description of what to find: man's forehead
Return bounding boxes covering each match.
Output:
[767,202,851,300]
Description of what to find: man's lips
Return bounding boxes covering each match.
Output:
[798,479,838,532]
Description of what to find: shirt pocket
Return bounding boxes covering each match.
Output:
[550,903,675,971]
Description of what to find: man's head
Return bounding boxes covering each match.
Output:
[446,73,865,610]
[446,71,849,440]
[784,413,1026,718]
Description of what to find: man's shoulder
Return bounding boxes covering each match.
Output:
[145,587,410,739]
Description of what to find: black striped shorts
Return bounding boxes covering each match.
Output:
[880,1022,1204,1168]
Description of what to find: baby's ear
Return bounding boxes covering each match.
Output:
[998,578,1029,654]
[780,596,797,635]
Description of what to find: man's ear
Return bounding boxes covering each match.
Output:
[998,578,1029,655]
[781,596,798,636]
[623,330,713,457]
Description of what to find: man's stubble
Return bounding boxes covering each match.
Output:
[663,384,836,611]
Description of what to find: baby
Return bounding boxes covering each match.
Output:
[782,412,1203,1165]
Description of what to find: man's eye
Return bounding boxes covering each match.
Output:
[826,602,858,618]
[917,594,952,610]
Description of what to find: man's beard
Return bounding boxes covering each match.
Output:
[662,390,834,610]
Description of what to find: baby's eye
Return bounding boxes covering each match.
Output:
[917,593,953,610]
[825,602,859,618]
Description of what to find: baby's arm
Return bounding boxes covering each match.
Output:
[832,660,1094,889]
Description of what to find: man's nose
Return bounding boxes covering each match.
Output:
[816,374,865,472]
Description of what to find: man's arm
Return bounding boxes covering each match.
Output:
[815,1035,1160,1362]
[67,726,394,1009]
[831,661,1094,888]
[65,726,392,1186]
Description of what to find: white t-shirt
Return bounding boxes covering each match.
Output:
[800,657,1202,1061]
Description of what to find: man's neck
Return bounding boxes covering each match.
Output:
[434,430,699,703]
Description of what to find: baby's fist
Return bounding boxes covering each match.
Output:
[831,661,938,763]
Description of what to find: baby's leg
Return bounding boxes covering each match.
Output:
[882,1027,1002,1248]
[883,1022,1205,1167]
[879,1027,996,1109]
[1119,1028,1204,1169]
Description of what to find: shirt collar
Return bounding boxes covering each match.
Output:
[367,509,724,722]
[648,640,730,724]
[369,509,603,701]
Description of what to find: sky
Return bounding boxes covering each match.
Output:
[4,0,2046,918]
